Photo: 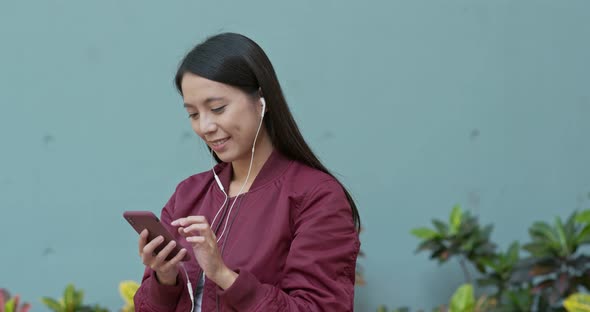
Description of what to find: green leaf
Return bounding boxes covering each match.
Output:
[432,219,449,236]
[41,297,63,312]
[522,242,552,258]
[450,205,462,235]
[507,241,520,265]
[415,239,444,254]
[479,257,500,271]
[575,210,590,224]
[555,217,571,256]
[449,283,475,312]
[73,288,84,307]
[577,225,590,245]
[529,222,558,243]
[411,227,440,240]
[64,284,75,310]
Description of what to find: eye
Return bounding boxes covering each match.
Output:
[188,112,199,120]
[211,105,226,113]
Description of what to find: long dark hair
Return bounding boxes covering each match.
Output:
[174,32,360,231]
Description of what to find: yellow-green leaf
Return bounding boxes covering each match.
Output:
[64,284,75,311]
[5,297,15,312]
[563,293,590,312]
[450,205,462,235]
[119,280,140,305]
[449,283,475,312]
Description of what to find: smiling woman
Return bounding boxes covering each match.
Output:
[131,32,361,312]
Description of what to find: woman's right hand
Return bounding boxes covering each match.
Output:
[138,229,188,285]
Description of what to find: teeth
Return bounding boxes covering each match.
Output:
[211,138,228,146]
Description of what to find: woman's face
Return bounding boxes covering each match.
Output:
[181,72,264,163]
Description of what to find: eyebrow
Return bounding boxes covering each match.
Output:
[184,96,225,108]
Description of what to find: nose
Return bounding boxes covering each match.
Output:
[198,113,217,135]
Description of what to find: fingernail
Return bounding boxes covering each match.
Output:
[171,220,179,226]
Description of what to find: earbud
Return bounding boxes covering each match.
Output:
[260,97,266,117]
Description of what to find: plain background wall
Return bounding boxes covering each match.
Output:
[1,1,589,311]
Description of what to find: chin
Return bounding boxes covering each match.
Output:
[214,151,251,164]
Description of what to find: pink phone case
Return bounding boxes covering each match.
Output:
[123,210,191,262]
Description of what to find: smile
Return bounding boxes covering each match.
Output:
[210,138,229,147]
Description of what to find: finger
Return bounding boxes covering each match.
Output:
[181,223,210,234]
[154,240,178,264]
[186,236,206,244]
[143,235,164,256]
[159,248,188,271]
[138,229,149,255]
[171,216,208,227]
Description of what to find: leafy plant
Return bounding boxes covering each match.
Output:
[411,205,497,284]
[491,287,533,312]
[375,284,496,312]
[41,284,109,312]
[477,241,521,300]
[436,283,496,312]
[376,306,413,312]
[449,284,476,312]
[0,288,31,312]
[563,293,590,312]
[511,210,590,310]
[118,280,139,312]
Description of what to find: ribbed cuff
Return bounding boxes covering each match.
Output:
[217,269,268,310]
[148,270,185,307]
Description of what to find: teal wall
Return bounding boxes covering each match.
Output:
[1,1,589,311]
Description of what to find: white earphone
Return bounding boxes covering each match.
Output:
[185,96,266,312]
[260,97,266,117]
[210,96,266,242]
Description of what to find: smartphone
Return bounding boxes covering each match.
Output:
[123,210,191,262]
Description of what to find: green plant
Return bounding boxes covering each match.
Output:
[375,284,496,312]
[491,287,533,312]
[511,210,590,310]
[41,284,109,312]
[563,293,590,312]
[435,283,496,312]
[448,284,475,312]
[477,241,521,300]
[411,205,497,284]
[118,281,139,312]
[376,305,425,312]
[0,289,31,312]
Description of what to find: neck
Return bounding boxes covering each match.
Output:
[231,133,273,185]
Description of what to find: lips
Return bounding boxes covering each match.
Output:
[210,138,229,147]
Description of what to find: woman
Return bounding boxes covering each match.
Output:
[134,32,361,312]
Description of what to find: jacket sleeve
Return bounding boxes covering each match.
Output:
[133,188,189,312]
[217,179,360,311]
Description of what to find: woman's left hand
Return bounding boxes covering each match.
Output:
[171,216,238,289]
